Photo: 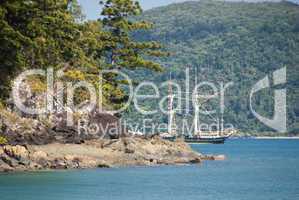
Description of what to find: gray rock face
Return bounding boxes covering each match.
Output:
[2,80,127,145]
[0,108,126,145]
[0,109,55,145]
[51,110,126,143]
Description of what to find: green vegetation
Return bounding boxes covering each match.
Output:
[0,136,7,145]
[0,0,165,108]
[125,0,299,135]
[100,0,167,71]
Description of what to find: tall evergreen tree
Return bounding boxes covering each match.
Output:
[100,0,167,71]
[97,0,167,108]
[0,1,104,99]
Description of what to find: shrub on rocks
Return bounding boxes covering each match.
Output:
[0,136,7,146]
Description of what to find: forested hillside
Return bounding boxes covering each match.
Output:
[125,0,299,135]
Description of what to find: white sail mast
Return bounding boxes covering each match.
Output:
[168,74,176,136]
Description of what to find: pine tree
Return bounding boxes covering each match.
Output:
[0,1,101,99]
[100,0,167,71]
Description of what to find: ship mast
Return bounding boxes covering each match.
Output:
[168,74,176,136]
[194,96,200,136]
[194,66,200,136]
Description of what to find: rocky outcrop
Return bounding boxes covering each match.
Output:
[0,137,202,172]
[2,79,127,145]
[0,109,55,145]
[51,109,127,143]
[0,107,222,172]
[201,154,226,161]
[0,108,126,145]
[0,80,225,173]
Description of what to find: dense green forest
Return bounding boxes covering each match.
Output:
[0,0,166,109]
[124,0,299,135]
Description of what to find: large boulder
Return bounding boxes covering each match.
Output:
[0,109,55,145]
[3,145,29,161]
[51,109,126,143]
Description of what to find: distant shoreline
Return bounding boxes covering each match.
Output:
[230,136,299,140]
[253,136,299,140]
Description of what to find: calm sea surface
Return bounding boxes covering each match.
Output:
[1,139,299,200]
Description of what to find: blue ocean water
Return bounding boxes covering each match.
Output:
[1,139,299,200]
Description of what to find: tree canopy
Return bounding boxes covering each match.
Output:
[0,0,166,108]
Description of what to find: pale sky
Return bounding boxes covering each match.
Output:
[77,0,188,20]
[77,0,299,20]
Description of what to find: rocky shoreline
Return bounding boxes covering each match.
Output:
[0,98,225,173]
[0,137,221,172]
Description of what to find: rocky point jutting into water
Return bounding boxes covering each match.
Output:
[0,81,224,172]
[0,105,206,172]
[0,137,204,172]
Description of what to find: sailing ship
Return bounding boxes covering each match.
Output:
[183,131,233,144]
[161,72,234,144]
